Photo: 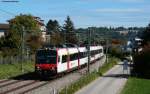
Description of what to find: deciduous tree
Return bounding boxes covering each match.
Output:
[7,14,42,54]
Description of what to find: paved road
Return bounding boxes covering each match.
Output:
[75,62,129,94]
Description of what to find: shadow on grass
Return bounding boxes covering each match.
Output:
[130,71,150,80]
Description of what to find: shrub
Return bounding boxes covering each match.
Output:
[109,46,124,59]
[133,48,150,78]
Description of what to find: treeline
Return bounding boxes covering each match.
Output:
[0,14,144,57]
[77,26,144,44]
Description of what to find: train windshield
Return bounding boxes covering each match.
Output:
[36,50,57,64]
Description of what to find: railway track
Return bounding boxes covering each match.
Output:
[0,56,106,94]
[0,79,10,83]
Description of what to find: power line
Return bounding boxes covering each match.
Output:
[0,0,19,16]
[1,0,19,3]
[0,8,16,16]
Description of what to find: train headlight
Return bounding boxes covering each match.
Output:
[51,67,54,70]
[51,67,56,71]
[36,66,41,70]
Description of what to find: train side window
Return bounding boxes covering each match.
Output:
[70,54,73,61]
[82,52,85,58]
[58,56,60,62]
[62,55,67,63]
[91,50,94,56]
[79,52,86,58]
[80,52,83,58]
[70,53,78,61]
[99,49,102,53]
[96,50,98,54]
[84,52,87,57]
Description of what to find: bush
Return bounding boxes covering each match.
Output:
[133,48,150,78]
[108,46,124,59]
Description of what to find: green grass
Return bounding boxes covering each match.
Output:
[98,57,119,75]
[0,61,34,79]
[121,77,150,94]
[60,71,99,94]
[59,57,119,94]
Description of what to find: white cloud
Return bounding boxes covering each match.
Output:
[115,0,144,3]
[94,8,143,13]
[79,0,144,3]
[119,16,149,19]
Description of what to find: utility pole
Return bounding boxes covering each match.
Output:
[87,28,91,73]
[21,26,25,72]
[106,39,108,63]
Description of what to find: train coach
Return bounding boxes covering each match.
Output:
[35,46,104,75]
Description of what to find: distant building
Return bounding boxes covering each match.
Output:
[32,16,46,31]
[132,37,143,52]
[0,23,9,37]
[115,30,139,35]
[32,16,47,41]
[42,31,47,42]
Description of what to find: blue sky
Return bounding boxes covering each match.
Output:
[0,0,150,28]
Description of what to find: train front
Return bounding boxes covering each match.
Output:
[35,49,57,76]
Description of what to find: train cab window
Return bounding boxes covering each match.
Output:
[36,50,57,64]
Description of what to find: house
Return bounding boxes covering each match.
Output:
[32,16,47,42]
[0,23,9,37]
[33,16,46,31]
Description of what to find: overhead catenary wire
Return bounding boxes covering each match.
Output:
[0,8,16,16]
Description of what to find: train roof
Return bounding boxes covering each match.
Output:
[37,45,103,51]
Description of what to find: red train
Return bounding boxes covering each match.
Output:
[35,46,104,75]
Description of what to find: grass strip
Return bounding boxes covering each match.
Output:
[0,61,34,79]
[59,57,119,94]
[60,71,99,94]
[98,57,119,75]
[121,77,150,94]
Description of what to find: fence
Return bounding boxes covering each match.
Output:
[0,55,33,64]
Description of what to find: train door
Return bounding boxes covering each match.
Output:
[57,49,68,73]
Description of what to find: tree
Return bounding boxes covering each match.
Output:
[50,32,64,45]
[141,24,150,46]
[26,33,43,53]
[63,16,78,44]
[46,19,63,45]
[7,14,42,54]
[46,19,60,34]
[132,23,150,78]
